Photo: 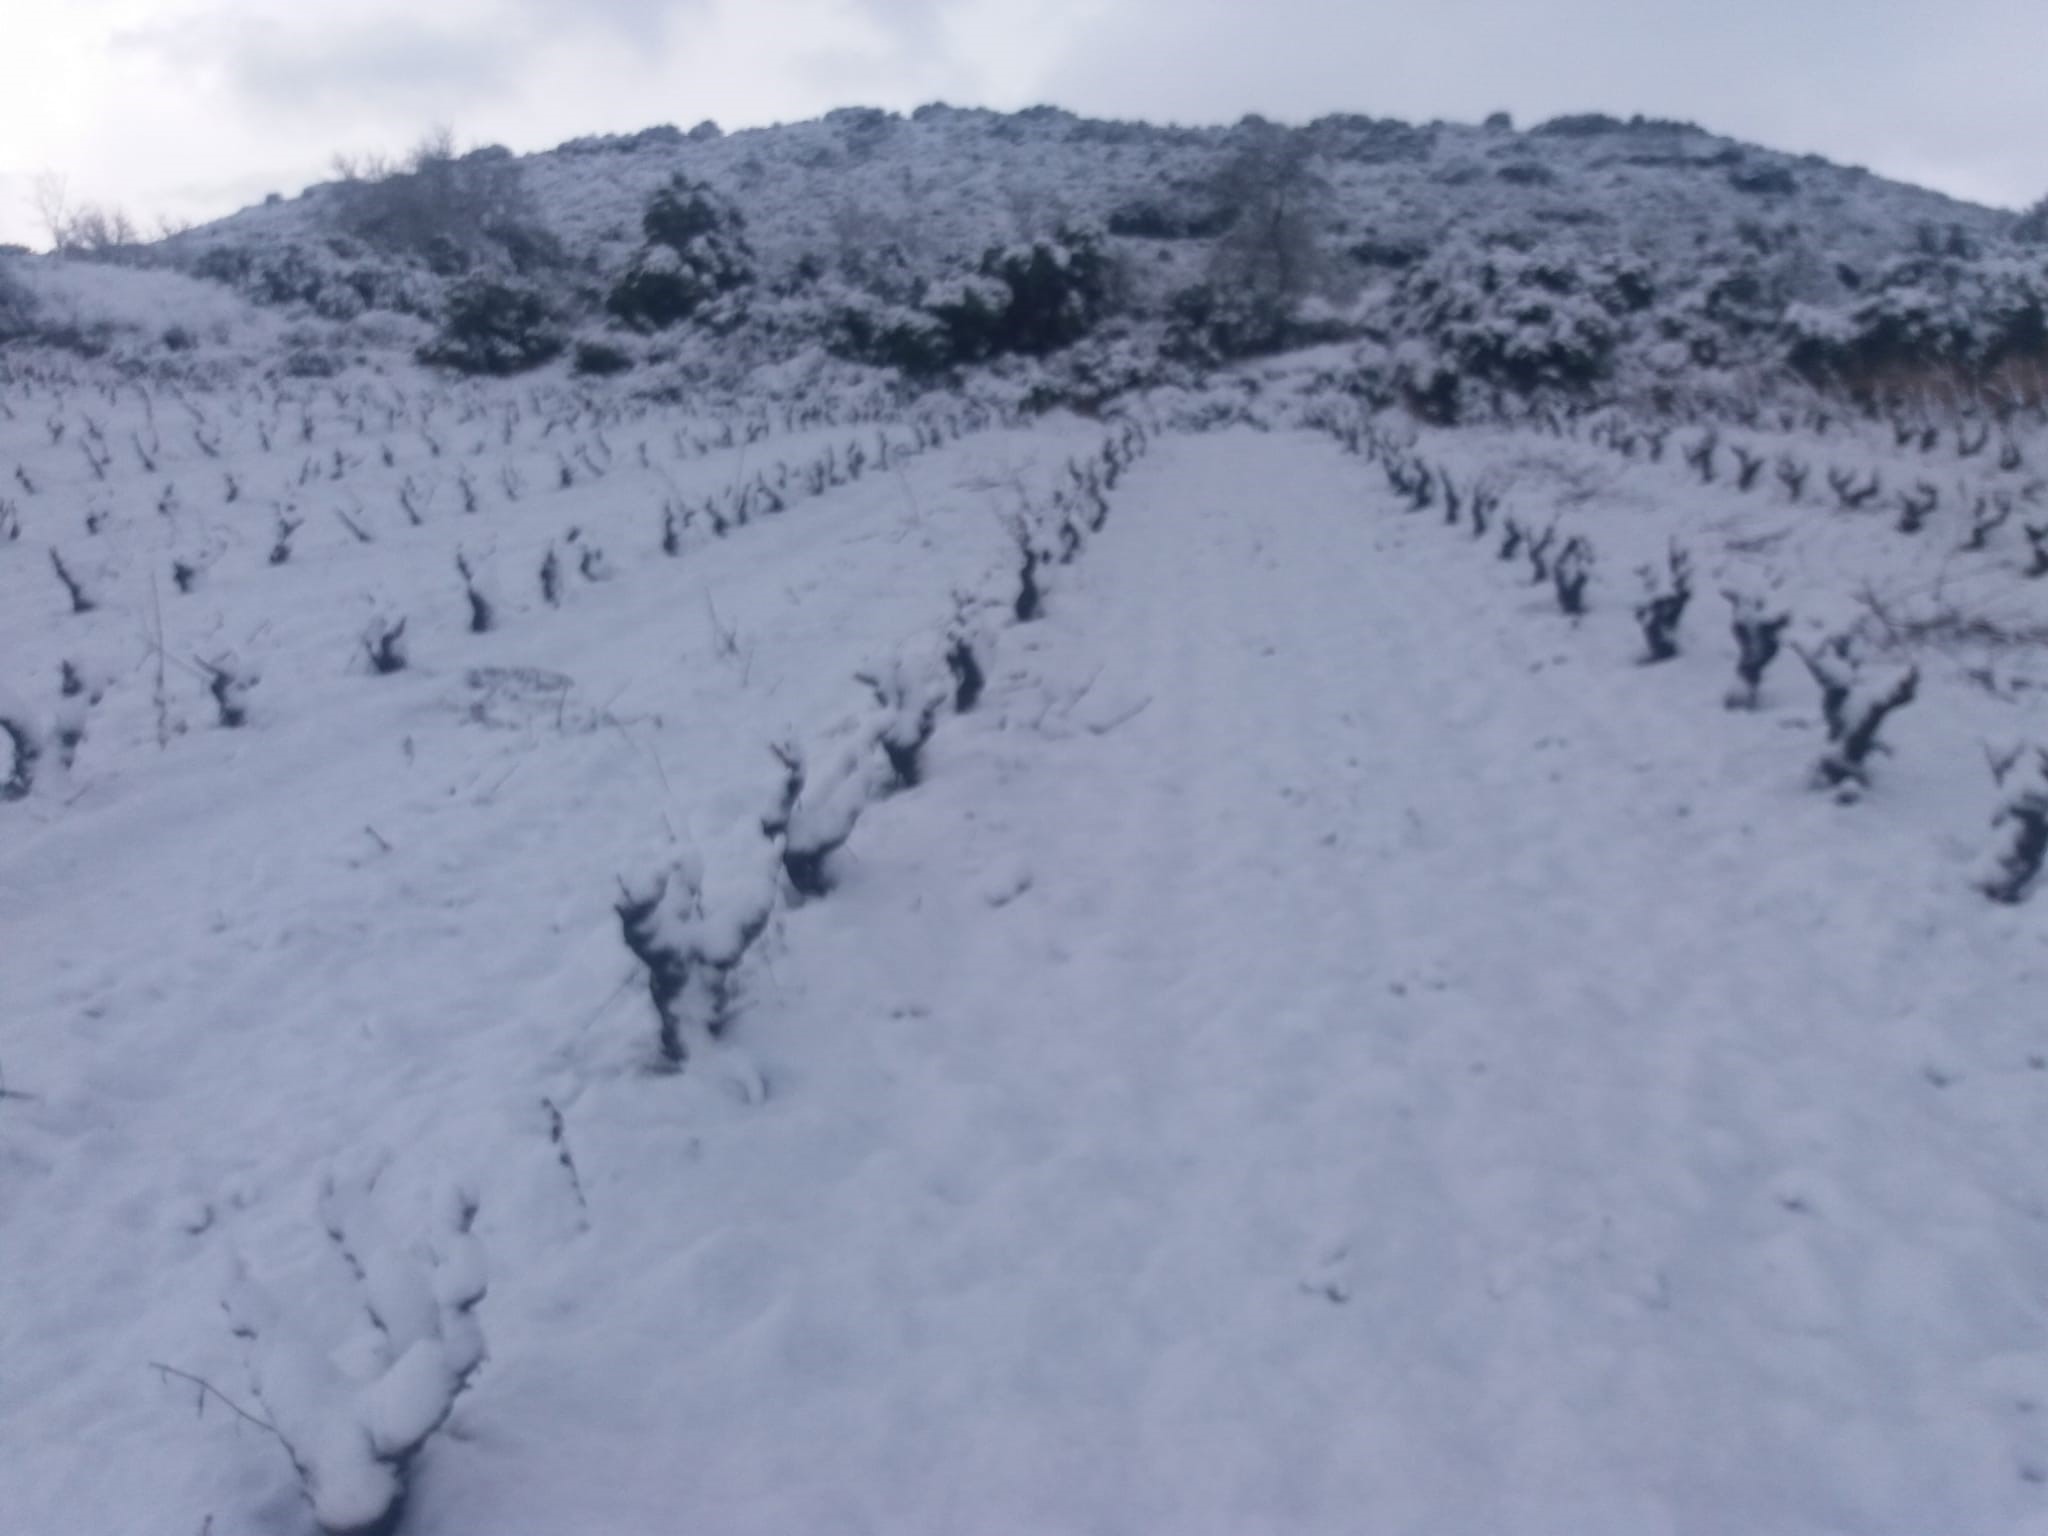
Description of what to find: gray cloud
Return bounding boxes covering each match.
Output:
[499,0,710,47]
[116,10,527,117]
[1033,0,2048,206]
[17,0,2048,247]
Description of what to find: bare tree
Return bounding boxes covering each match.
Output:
[328,127,552,271]
[1190,123,1333,353]
[32,173,70,253]
[32,171,141,257]
[1211,125,1329,304]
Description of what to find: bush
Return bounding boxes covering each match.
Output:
[828,295,956,375]
[615,849,773,1068]
[1979,746,2048,903]
[1532,113,1625,138]
[1167,281,1293,362]
[1796,636,1918,794]
[0,258,34,341]
[1,702,39,802]
[2016,195,2048,246]
[419,280,564,374]
[607,177,753,331]
[974,228,1113,355]
[1106,201,1236,240]
[1385,241,1651,402]
[329,131,559,274]
[828,228,1115,376]
[1729,164,1798,197]
[1783,252,2048,396]
[572,340,633,376]
[221,1173,487,1536]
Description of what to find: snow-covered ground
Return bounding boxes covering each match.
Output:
[5,362,2048,1534]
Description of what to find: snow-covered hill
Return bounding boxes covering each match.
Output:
[5,103,2041,411]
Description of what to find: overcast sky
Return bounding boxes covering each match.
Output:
[3,0,2043,249]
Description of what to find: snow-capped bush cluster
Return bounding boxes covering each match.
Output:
[223,1172,487,1536]
[1785,248,2048,403]
[606,176,755,334]
[1387,243,1658,420]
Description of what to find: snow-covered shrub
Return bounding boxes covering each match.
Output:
[1795,635,1918,792]
[973,228,1114,357]
[1553,536,1594,615]
[362,617,408,675]
[1728,164,1798,198]
[1166,281,1295,364]
[1681,429,1718,483]
[834,228,1115,376]
[1785,251,2048,402]
[47,548,95,614]
[1106,199,1236,240]
[615,849,772,1065]
[1469,484,1497,538]
[607,177,754,332]
[0,256,34,341]
[1385,241,1654,414]
[760,742,804,840]
[1724,590,1791,708]
[418,280,563,375]
[823,291,957,376]
[328,133,560,278]
[49,697,86,770]
[1634,544,1692,662]
[1978,745,2048,903]
[2024,522,2048,579]
[946,631,986,714]
[781,749,873,899]
[1013,534,1043,622]
[1,693,39,802]
[2017,194,2048,246]
[1827,466,1883,510]
[454,553,493,634]
[201,656,256,728]
[572,340,633,377]
[858,660,947,791]
[222,1173,486,1536]
[1962,493,2014,551]
[1729,445,1766,491]
[1895,480,1939,535]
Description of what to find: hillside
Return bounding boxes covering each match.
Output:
[4,107,2048,1536]
[6,104,2043,413]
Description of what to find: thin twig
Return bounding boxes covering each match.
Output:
[1086,696,1154,736]
[149,1362,286,1444]
[149,573,170,749]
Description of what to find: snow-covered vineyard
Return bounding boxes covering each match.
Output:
[4,345,2048,1535]
[6,101,2048,1536]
